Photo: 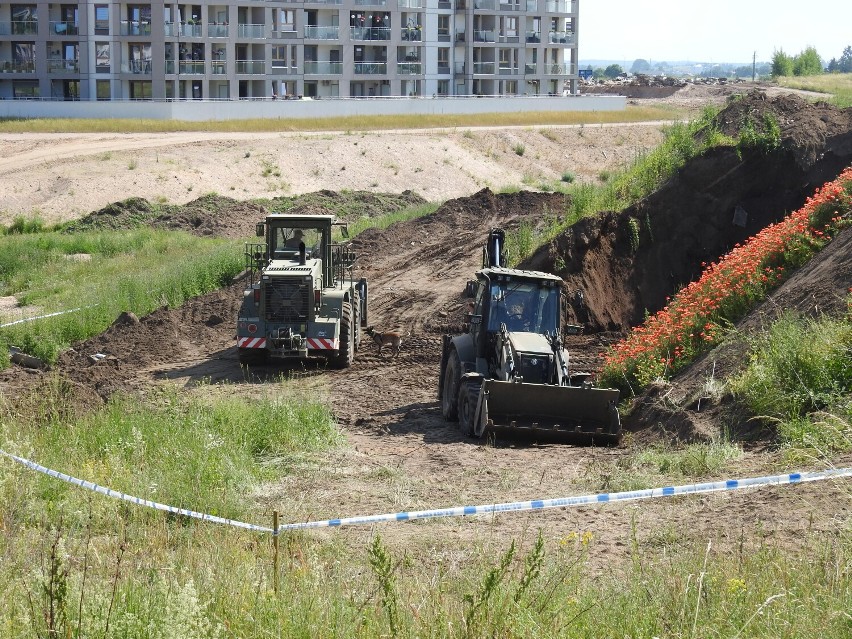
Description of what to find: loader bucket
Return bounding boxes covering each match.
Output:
[478,380,621,445]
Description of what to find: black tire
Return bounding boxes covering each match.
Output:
[238,347,269,367]
[331,301,354,369]
[353,293,362,351]
[457,381,480,437]
[441,350,461,421]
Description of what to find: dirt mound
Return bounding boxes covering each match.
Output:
[64,190,427,239]
[524,90,852,334]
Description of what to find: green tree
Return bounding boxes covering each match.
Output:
[604,63,624,79]
[827,58,839,73]
[839,45,852,73]
[631,58,651,74]
[592,67,606,80]
[772,49,794,77]
[793,46,823,76]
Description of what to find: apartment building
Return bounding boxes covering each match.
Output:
[0,0,578,101]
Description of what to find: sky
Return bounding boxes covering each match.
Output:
[580,0,852,64]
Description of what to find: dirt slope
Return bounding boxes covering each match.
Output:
[2,87,851,559]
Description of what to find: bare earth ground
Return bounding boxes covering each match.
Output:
[1,84,850,564]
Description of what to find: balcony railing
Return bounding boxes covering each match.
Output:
[454,61,465,74]
[303,60,343,74]
[349,26,390,40]
[473,0,496,8]
[47,58,80,73]
[548,31,574,44]
[235,59,265,74]
[396,61,422,74]
[543,63,573,74]
[238,24,265,38]
[545,0,572,12]
[11,20,38,35]
[498,65,517,75]
[437,27,450,42]
[304,25,339,39]
[0,60,36,73]
[473,30,494,42]
[209,24,229,37]
[455,30,466,42]
[50,21,78,35]
[121,59,153,74]
[354,0,388,5]
[472,61,495,74]
[526,0,537,9]
[398,0,423,6]
[306,0,342,4]
[178,60,205,74]
[525,30,540,42]
[438,0,451,7]
[211,60,227,74]
[524,63,535,74]
[170,23,202,37]
[353,61,387,74]
[120,20,152,36]
[401,27,421,40]
[497,31,519,42]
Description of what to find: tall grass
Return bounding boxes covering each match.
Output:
[775,74,852,108]
[0,228,243,363]
[0,105,681,134]
[730,311,852,454]
[338,201,440,239]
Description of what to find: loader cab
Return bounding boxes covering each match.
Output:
[470,267,562,358]
[261,214,335,287]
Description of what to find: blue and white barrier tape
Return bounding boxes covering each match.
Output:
[2,447,850,534]
[0,306,91,329]
[0,449,273,533]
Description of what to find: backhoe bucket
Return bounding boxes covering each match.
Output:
[478,380,621,444]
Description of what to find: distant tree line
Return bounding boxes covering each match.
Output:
[772,45,852,76]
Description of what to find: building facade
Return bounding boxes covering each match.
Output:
[0,0,578,101]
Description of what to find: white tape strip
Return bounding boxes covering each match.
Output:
[0,449,272,533]
[2,447,850,535]
[0,305,94,329]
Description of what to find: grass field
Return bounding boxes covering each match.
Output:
[776,73,852,107]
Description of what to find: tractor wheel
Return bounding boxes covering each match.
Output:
[353,293,362,351]
[331,301,354,369]
[238,347,269,367]
[457,380,480,437]
[441,350,461,421]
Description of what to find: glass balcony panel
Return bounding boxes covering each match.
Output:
[211,60,227,74]
[121,59,152,73]
[473,0,497,9]
[1,60,36,73]
[353,61,387,74]
[548,31,574,44]
[525,30,540,43]
[235,59,265,74]
[180,23,202,37]
[400,27,421,41]
[497,65,516,75]
[354,0,388,5]
[304,25,339,39]
[178,60,206,74]
[11,20,38,35]
[349,26,391,41]
[238,24,265,38]
[396,61,422,74]
[473,61,495,74]
[398,0,423,6]
[473,30,494,42]
[303,61,343,74]
[120,20,152,36]
[524,63,535,73]
[209,24,229,37]
[453,61,465,74]
[47,58,80,73]
[526,0,537,10]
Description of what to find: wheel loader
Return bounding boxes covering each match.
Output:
[438,229,621,444]
[236,214,367,367]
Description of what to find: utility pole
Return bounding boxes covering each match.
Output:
[752,51,756,82]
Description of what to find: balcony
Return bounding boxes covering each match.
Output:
[48,58,79,72]
[50,21,79,35]
[497,31,519,43]
[548,31,574,45]
[179,23,202,37]
[304,25,339,39]
[498,65,517,75]
[121,59,153,74]
[454,61,465,74]
[350,26,391,41]
[178,60,206,74]
[472,61,495,74]
[524,62,535,74]
[238,24,265,38]
[11,20,39,35]
[473,30,494,42]
[353,61,387,74]
[437,64,450,74]
[211,60,227,74]
[354,0,388,5]
[236,59,265,74]
[400,27,421,41]
[438,0,451,7]
[209,23,229,37]
[306,0,342,4]
[455,31,465,42]
[0,60,36,73]
[398,0,423,6]
[525,30,540,43]
[543,63,573,74]
[526,0,537,9]
[120,20,152,36]
[396,61,422,74]
[545,0,572,12]
[304,61,343,74]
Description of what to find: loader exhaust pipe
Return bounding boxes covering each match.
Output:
[484,229,506,268]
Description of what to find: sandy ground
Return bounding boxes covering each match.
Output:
[0,123,670,225]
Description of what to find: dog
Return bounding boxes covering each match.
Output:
[366,326,405,357]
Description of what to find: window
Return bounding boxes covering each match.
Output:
[272,46,287,68]
[96,79,111,100]
[96,42,110,72]
[437,47,449,74]
[129,81,152,99]
[437,14,449,39]
[95,5,109,34]
[437,79,449,95]
[13,80,39,98]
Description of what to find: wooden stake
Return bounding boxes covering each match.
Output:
[273,510,280,595]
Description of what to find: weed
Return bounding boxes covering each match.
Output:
[561,170,575,183]
[368,535,400,636]
[628,217,641,252]
[513,143,525,156]
[127,159,138,170]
